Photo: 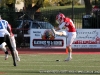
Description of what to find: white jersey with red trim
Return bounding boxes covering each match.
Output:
[59,17,76,32]
[0,20,10,37]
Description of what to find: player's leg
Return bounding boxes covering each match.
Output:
[5,35,16,66]
[65,32,76,61]
[51,28,62,36]
[51,28,67,36]
[0,42,9,60]
[10,36,20,61]
[65,46,73,61]
[0,37,9,60]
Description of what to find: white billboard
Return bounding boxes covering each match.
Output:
[72,29,100,48]
[30,29,66,49]
[30,29,100,49]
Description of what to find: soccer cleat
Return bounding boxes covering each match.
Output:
[13,62,17,66]
[5,54,8,60]
[64,57,72,61]
[5,51,9,60]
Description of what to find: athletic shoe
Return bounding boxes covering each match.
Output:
[64,57,72,61]
[5,54,8,60]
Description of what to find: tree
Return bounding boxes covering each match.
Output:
[6,0,15,10]
[84,0,92,15]
[24,0,44,20]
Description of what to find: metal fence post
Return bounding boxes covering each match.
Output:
[72,0,74,22]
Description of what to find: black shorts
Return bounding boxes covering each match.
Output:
[0,35,14,51]
[0,37,5,44]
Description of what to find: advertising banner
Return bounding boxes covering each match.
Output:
[30,29,66,49]
[72,29,100,48]
[30,29,100,49]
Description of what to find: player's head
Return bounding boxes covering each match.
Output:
[56,13,65,24]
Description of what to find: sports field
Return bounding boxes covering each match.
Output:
[0,50,100,75]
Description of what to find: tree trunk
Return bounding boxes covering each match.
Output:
[24,0,44,20]
[84,0,92,15]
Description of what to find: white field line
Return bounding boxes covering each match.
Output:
[0,68,100,74]
[0,64,99,68]
[0,68,99,74]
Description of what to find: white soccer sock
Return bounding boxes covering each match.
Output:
[68,52,72,58]
[15,50,19,57]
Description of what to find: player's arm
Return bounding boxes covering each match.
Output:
[55,22,65,31]
[7,23,11,33]
[52,22,66,36]
[56,22,66,36]
[55,26,60,31]
[59,22,66,29]
[7,24,14,36]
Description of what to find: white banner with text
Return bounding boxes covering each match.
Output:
[30,29,100,49]
[30,29,66,49]
[72,29,100,48]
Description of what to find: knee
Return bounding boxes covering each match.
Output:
[66,46,72,51]
[0,42,6,49]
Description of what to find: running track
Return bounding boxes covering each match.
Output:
[0,48,100,54]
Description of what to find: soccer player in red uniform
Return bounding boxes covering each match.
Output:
[52,13,76,61]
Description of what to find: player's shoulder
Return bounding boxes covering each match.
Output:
[64,17,70,22]
[65,17,71,20]
[1,19,8,22]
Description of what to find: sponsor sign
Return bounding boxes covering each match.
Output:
[72,29,100,48]
[30,29,100,49]
[30,29,66,49]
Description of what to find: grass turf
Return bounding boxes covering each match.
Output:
[0,54,100,75]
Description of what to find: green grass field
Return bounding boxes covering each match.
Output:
[0,54,100,75]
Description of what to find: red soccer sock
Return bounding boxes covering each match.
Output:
[66,48,68,54]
